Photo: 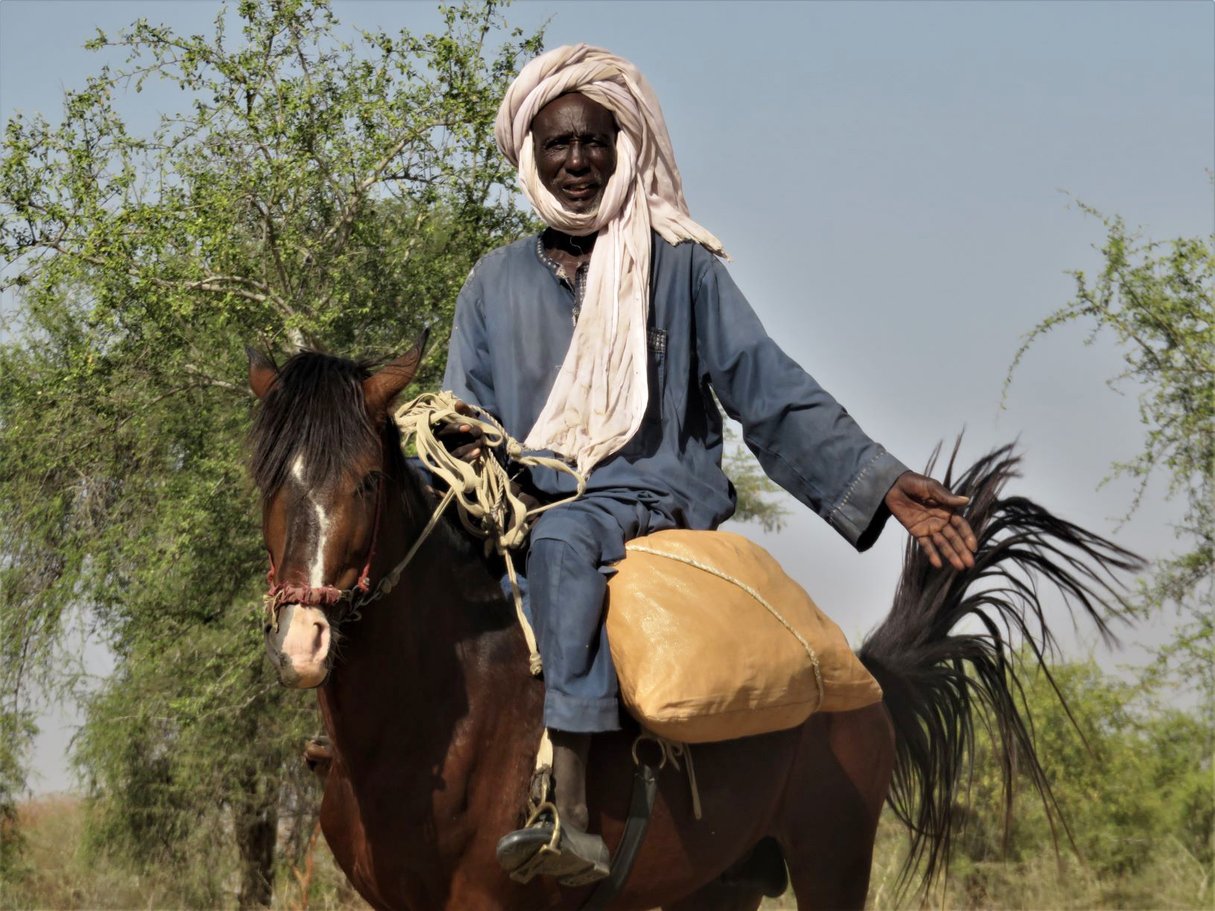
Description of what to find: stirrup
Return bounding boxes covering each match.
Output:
[496,803,610,887]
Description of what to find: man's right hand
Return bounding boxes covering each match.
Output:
[884,471,978,571]
[435,400,540,512]
[437,400,485,463]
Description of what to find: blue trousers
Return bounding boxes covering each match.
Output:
[516,496,676,734]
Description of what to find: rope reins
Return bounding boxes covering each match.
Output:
[392,392,587,675]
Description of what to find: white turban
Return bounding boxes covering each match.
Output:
[495,44,724,474]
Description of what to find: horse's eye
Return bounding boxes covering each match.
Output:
[355,474,378,496]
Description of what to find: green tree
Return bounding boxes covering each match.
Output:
[942,659,1212,909]
[0,0,542,904]
[1006,200,1214,730]
[0,710,34,881]
[0,2,790,902]
[724,420,788,533]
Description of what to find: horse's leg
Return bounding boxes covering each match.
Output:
[318,769,398,911]
[779,705,893,910]
[662,881,765,911]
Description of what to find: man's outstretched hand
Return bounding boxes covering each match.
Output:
[884,471,978,571]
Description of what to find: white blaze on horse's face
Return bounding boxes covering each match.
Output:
[251,342,426,691]
[293,455,331,589]
[266,454,338,689]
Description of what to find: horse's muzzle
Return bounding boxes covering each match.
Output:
[267,603,331,688]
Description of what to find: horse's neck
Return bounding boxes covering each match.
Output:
[320,475,540,781]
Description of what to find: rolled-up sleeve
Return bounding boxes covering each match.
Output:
[694,258,907,550]
[442,268,499,417]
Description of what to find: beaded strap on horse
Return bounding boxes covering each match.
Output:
[393,391,587,676]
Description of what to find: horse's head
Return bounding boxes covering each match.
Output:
[248,343,423,688]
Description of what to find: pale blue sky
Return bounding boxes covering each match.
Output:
[3,0,1212,793]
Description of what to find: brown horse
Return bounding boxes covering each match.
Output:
[247,346,1139,911]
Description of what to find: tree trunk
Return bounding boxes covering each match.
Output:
[235,768,279,909]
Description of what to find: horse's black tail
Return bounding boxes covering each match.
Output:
[857,442,1143,892]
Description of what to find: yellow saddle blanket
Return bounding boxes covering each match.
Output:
[605,529,882,743]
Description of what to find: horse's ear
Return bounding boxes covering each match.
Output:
[363,330,430,417]
[247,347,279,400]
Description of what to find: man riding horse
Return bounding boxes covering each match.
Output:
[440,44,978,885]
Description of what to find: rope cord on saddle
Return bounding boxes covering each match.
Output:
[393,391,587,676]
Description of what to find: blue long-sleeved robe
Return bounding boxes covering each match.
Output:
[443,232,909,731]
[444,232,908,545]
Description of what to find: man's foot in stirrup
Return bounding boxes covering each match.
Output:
[496,730,610,886]
[496,810,611,886]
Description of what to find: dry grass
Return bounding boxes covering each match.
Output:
[2,795,179,910]
[0,796,366,911]
[3,798,1209,910]
[758,821,1211,910]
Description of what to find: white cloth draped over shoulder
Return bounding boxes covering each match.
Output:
[494,44,725,474]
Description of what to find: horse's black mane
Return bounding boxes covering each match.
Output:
[250,351,382,497]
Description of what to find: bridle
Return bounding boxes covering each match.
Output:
[262,463,456,633]
[263,474,386,629]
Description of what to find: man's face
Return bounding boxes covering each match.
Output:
[531,93,618,215]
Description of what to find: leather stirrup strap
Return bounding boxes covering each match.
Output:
[578,760,659,911]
